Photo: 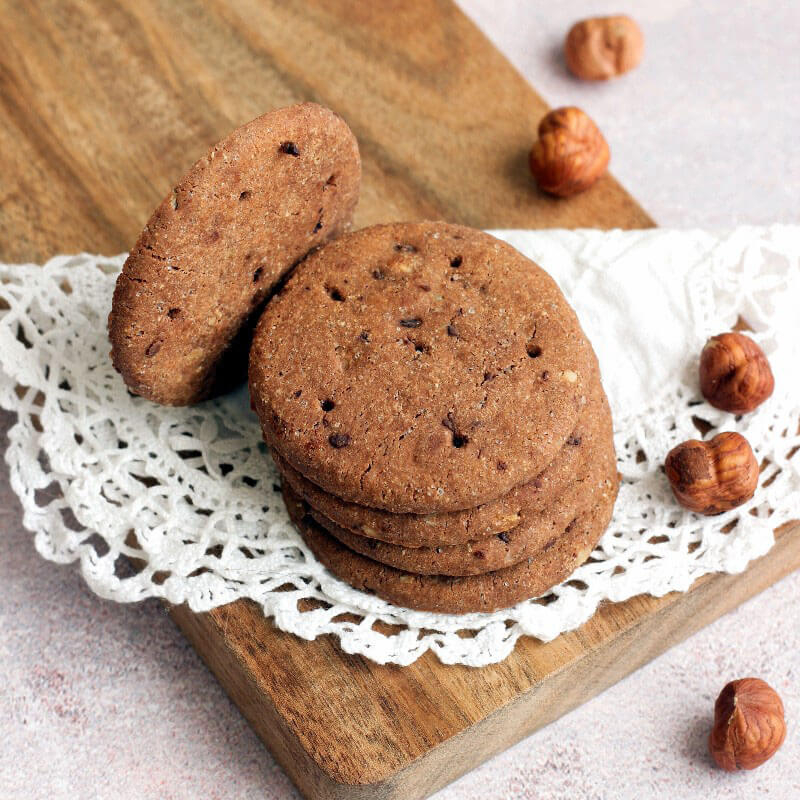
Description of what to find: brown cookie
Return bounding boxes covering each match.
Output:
[251,222,597,513]
[283,474,618,614]
[306,418,615,575]
[110,102,361,405]
[274,377,609,547]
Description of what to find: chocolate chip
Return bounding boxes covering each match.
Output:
[238,190,251,201]
[294,389,302,398]
[399,318,422,328]
[446,324,459,337]
[541,370,550,381]
[328,433,350,448]
[497,532,510,543]
[372,269,385,280]
[145,340,162,357]
[526,342,542,358]
[321,399,335,412]
[327,287,345,301]
[279,141,300,156]
[452,434,468,448]
[167,308,181,319]
[450,256,462,268]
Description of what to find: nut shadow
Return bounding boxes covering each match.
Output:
[685,712,716,768]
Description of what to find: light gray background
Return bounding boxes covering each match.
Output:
[2,2,798,798]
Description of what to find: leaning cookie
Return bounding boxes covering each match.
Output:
[109,102,360,405]
[283,479,618,614]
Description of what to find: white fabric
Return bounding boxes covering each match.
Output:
[1,226,798,667]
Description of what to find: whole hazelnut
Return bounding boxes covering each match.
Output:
[565,15,644,80]
[709,678,786,771]
[665,431,758,515]
[699,332,774,413]
[529,107,609,197]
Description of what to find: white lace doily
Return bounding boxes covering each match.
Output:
[1,226,799,667]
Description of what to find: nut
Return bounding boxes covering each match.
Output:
[565,15,644,80]
[699,332,774,413]
[529,107,609,197]
[664,431,758,515]
[709,678,786,771]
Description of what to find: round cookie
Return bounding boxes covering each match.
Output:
[307,422,614,575]
[250,222,597,513]
[274,377,608,547]
[110,102,361,405]
[283,474,618,614]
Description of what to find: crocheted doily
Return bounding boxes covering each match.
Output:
[1,226,798,667]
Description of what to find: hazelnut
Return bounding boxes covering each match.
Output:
[709,678,786,771]
[665,431,758,515]
[699,332,774,413]
[529,107,609,197]
[565,16,644,80]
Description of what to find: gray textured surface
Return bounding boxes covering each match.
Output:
[3,2,799,797]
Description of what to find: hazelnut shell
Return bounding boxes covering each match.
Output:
[665,431,758,515]
[529,107,609,197]
[709,678,786,771]
[565,15,644,80]
[699,332,774,414]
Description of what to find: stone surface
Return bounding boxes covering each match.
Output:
[3,1,800,797]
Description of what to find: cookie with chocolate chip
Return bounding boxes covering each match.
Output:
[307,414,614,575]
[250,222,597,513]
[110,102,361,405]
[274,377,608,547]
[283,465,618,613]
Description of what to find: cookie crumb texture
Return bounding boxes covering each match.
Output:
[273,384,607,547]
[250,222,597,513]
[109,102,361,405]
[283,477,618,614]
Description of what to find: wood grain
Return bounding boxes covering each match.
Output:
[2,2,795,800]
[172,524,800,799]
[0,0,651,265]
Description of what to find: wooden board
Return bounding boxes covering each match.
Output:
[1,1,796,799]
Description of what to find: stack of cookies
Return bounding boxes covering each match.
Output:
[110,103,618,615]
[250,222,618,613]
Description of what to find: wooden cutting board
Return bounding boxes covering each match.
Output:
[2,2,797,799]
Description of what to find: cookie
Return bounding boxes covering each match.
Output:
[283,474,618,614]
[306,419,615,575]
[251,222,596,513]
[274,377,608,547]
[110,102,361,405]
